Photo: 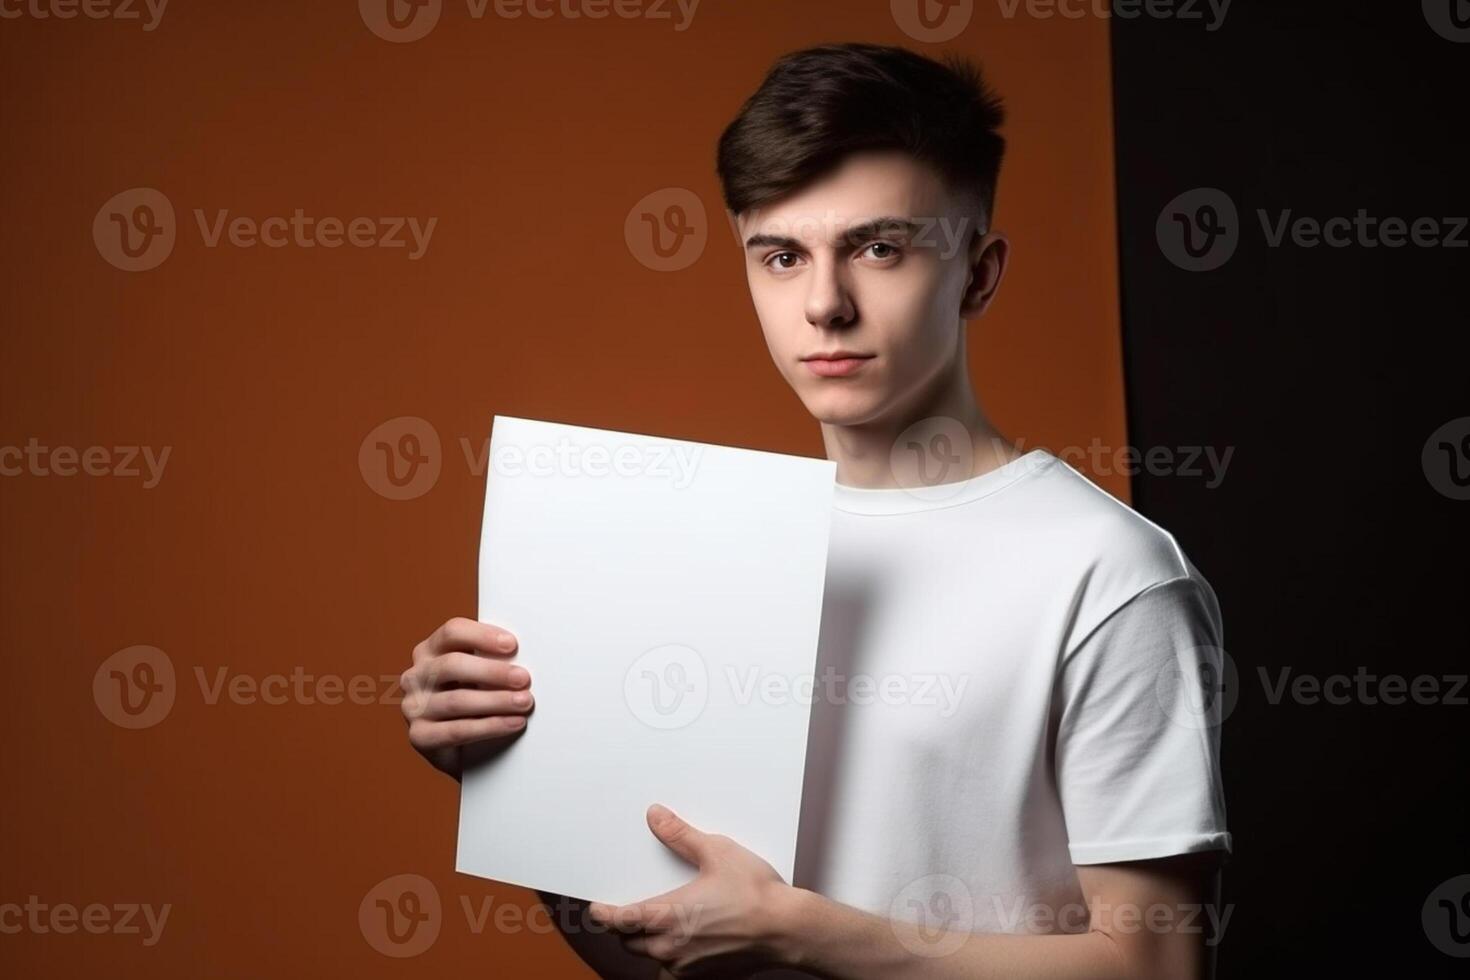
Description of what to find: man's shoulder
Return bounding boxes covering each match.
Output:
[1013,452,1214,620]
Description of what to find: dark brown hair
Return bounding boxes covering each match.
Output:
[715,42,1006,226]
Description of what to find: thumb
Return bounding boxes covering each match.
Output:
[647,803,708,866]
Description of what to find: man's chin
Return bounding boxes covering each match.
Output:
[800,389,889,428]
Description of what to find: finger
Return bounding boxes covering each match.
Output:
[425,617,518,658]
[400,656,524,720]
[589,895,683,934]
[620,932,681,963]
[646,804,710,867]
[589,900,647,933]
[411,687,534,722]
[413,651,530,692]
[407,714,526,752]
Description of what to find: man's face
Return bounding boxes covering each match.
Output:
[735,150,1000,428]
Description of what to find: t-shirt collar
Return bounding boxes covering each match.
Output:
[832,448,1055,515]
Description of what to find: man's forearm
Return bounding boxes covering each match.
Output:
[767,886,1141,980]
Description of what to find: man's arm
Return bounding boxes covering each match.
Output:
[766,852,1224,980]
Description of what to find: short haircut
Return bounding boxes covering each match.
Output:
[715,42,1007,227]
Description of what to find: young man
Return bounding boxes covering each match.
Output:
[401,42,1232,979]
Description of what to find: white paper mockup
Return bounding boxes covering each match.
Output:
[456,416,836,906]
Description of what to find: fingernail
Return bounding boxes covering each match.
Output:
[509,666,530,685]
[512,690,531,706]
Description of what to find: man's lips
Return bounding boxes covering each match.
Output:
[801,351,875,378]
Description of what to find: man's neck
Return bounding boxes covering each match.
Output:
[818,363,1021,489]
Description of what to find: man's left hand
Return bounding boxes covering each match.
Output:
[587,804,797,978]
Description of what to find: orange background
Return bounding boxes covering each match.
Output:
[0,1,1121,975]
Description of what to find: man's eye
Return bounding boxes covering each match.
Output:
[863,241,900,260]
[767,252,800,270]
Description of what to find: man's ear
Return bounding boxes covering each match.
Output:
[959,228,1010,320]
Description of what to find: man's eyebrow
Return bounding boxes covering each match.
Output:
[843,216,923,240]
[743,232,803,250]
[742,216,923,251]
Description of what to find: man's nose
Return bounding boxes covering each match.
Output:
[804,260,856,329]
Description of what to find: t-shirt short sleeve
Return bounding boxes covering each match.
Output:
[1054,574,1233,866]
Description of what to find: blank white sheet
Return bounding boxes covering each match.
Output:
[456,416,835,906]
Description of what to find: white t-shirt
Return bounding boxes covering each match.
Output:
[785,447,1232,938]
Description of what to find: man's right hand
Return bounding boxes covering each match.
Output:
[401,616,534,780]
